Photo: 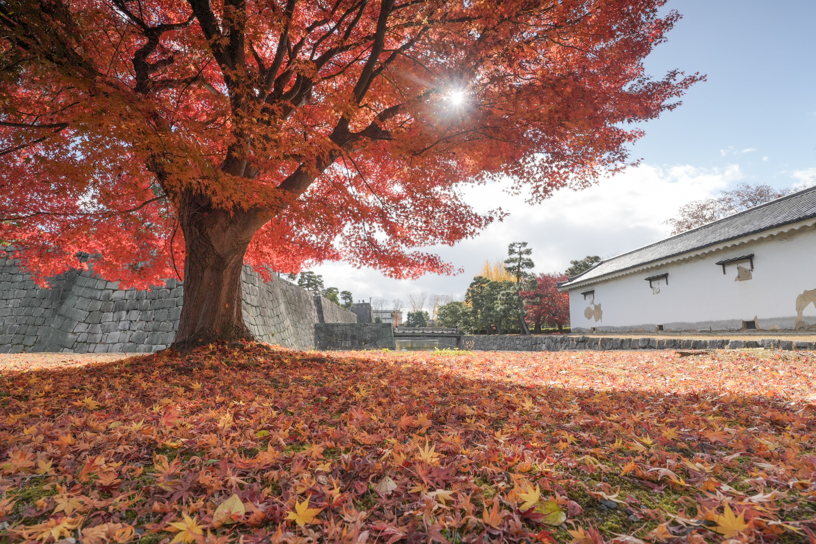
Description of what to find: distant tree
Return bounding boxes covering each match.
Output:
[391,298,404,326]
[522,273,570,333]
[504,242,534,335]
[408,292,428,313]
[436,301,470,331]
[496,284,523,334]
[340,291,353,309]
[428,294,446,321]
[665,182,790,235]
[298,271,324,293]
[391,298,403,314]
[465,276,518,334]
[405,311,430,327]
[322,286,340,305]
[465,276,491,334]
[565,256,601,278]
[478,259,515,282]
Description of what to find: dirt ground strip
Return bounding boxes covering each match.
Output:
[0,352,129,370]
[577,333,816,342]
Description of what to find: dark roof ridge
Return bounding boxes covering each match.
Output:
[560,183,816,288]
[655,182,814,238]
[597,184,815,268]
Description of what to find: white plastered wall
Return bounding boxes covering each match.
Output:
[568,224,816,332]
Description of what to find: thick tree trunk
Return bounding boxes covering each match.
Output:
[171,192,268,352]
[534,320,541,334]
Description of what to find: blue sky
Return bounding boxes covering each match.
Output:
[313,0,816,310]
[636,0,816,185]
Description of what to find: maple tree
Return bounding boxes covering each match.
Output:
[665,182,791,235]
[521,272,569,333]
[0,0,700,349]
[3,345,816,542]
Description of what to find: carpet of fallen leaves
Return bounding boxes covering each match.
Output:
[2,344,816,544]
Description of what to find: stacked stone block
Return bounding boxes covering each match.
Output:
[348,302,372,324]
[315,297,358,326]
[0,252,358,353]
[462,334,816,352]
[314,323,395,350]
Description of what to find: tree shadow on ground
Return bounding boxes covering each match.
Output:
[2,344,815,543]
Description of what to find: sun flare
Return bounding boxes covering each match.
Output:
[447,89,467,106]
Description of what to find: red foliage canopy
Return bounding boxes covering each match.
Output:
[521,273,569,333]
[1,0,698,287]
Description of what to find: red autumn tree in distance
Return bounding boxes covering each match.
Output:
[521,273,569,334]
[0,0,700,350]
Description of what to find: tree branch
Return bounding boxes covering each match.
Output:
[1,196,168,221]
[0,123,69,157]
[187,0,233,71]
[352,0,394,103]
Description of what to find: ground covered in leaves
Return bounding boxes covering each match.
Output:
[2,345,816,543]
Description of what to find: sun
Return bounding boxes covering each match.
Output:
[447,89,467,106]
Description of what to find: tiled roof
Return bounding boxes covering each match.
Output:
[560,185,816,289]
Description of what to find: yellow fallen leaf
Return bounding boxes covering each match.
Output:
[53,494,85,516]
[212,494,245,527]
[518,484,541,511]
[714,502,749,538]
[286,498,322,527]
[167,513,204,544]
[535,499,566,526]
[82,522,135,544]
[19,516,83,543]
[431,488,454,505]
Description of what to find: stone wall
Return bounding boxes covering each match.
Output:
[349,302,372,324]
[0,252,357,353]
[314,323,395,350]
[315,297,359,327]
[463,334,816,352]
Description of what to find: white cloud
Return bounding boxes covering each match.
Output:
[720,146,757,157]
[762,156,769,162]
[311,164,741,308]
[791,167,816,191]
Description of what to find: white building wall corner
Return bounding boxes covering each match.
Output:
[567,228,816,333]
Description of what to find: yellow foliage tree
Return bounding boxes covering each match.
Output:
[478,259,515,282]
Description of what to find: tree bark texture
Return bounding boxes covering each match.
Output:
[171,192,268,352]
